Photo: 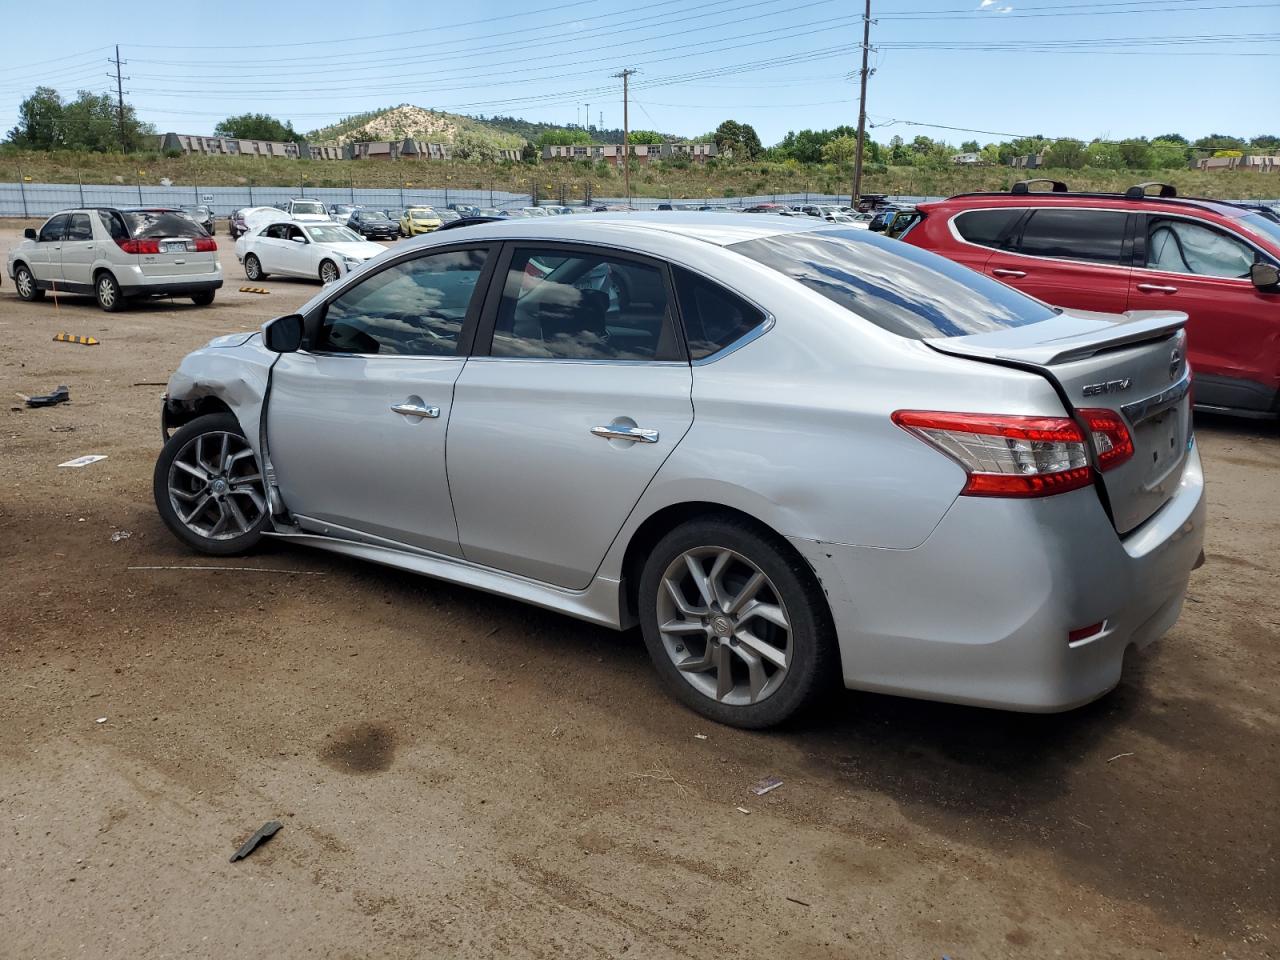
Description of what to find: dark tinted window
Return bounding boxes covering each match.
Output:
[317,248,488,356]
[66,213,93,241]
[490,248,676,360]
[98,210,128,240]
[38,214,68,242]
[122,211,207,239]
[1015,209,1127,264]
[730,229,1055,339]
[953,209,1023,248]
[673,268,767,359]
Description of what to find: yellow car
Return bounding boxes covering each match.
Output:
[399,207,442,237]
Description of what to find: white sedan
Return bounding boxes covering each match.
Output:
[235,220,387,284]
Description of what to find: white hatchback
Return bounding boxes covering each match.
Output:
[235,220,388,285]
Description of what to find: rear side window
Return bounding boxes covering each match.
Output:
[98,210,128,240]
[953,209,1023,248]
[38,214,68,242]
[673,268,767,360]
[66,213,92,241]
[1014,209,1127,265]
[123,211,207,239]
[731,229,1055,340]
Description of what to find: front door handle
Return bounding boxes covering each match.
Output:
[992,268,1027,279]
[591,424,659,443]
[1136,283,1179,294]
[391,402,440,419]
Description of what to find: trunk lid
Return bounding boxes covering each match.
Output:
[138,239,218,277]
[926,308,1192,534]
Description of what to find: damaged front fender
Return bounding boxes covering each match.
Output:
[161,332,276,462]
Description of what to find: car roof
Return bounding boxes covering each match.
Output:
[930,188,1253,220]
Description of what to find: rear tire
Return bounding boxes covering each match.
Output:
[191,291,215,306]
[638,515,837,729]
[153,412,270,556]
[244,254,266,281]
[95,271,124,312]
[14,263,44,301]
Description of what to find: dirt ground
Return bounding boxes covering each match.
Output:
[1,226,1277,960]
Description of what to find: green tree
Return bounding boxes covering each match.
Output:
[626,129,663,145]
[821,135,859,165]
[1149,139,1190,169]
[960,139,980,153]
[1153,133,1188,145]
[6,86,63,148]
[1086,141,1124,169]
[1044,138,1087,169]
[535,128,592,148]
[1249,134,1280,151]
[5,86,152,152]
[453,130,502,162]
[1193,133,1246,152]
[713,119,763,160]
[888,135,908,164]
[1116,139,1151,169]
[214,112,298,141]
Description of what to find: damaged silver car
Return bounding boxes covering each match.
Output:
[154,215,1205,728]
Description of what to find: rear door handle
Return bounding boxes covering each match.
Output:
[991,268,1027,279]
[391,402,440,419]
[1136,283,1179,294]
[591,424,659,443]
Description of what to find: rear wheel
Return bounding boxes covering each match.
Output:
[95,272,124,312]
[153,412,270,556]
[191,291,215,306]
[14,264,44,301]
[319,259,340,284]
[244,253,266,281]
[638,516,837,728]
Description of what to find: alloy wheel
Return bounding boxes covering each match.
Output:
[16,267,34,299]
[656,547,792,705]
[245,256,260,280]
[320,261,339,284]
[97,275,116,309]
[166,430,267,540]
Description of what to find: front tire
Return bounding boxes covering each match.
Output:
[14,264,44,301]
[244,253,266,281]
[638,516,837,728]
[95,272,124,312]
[319,259,340,284]
[153,412,270,556]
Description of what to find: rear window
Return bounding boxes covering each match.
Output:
[123,211,207,239]
[730,229,1055,339]
[953,209,1023,248]
[291,201,324,215]
[673,267,768,359]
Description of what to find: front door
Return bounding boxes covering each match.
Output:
[255,223,293,275]
[1129,213,1280,412]
[984,207,1133,313]
[60,212,97,288]
[29,213,69,284]
[267,244,496,555]
[448,244,694,589]
[279,224,315,278]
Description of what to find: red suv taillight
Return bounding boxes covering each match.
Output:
[892,409,1132,498]
[115,238,161,254]
[193,237,217,252]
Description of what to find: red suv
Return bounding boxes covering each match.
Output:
[901,180,1280,417]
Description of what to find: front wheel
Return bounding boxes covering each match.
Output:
[14,264,44,301]
[153,412,270,556]
[95,272,124,312]
[244,253,266,281]
[319,259,340,284]
[638,516,837,728]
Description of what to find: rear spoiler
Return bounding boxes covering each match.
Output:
[926,310,1186,366]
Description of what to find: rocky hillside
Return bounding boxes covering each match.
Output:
[307,105,523,148]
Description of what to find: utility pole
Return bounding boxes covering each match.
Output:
[613,68,637,207]
[851,0,872,206]
[585,102,590,132]
[108,45,130,153]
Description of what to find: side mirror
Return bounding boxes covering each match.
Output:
[1251,261,1280,291]
[868,220,887,233]
[263,313,304,353]
[24,228,36,240]
[291,235,307,244]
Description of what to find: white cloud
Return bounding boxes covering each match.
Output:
[979,0,996,6]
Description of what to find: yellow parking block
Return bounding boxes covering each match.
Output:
[239,286,270,295]
[53,333,99,345]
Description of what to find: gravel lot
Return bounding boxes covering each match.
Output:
[1,227,1277,959]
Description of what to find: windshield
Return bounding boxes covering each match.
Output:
[123,211,207,239]
[292,201,324,215]
[306,225,363,243]
[1237,212,1280,250]
[363,210,389,221]
[409,209,437,219]
[730,228,1056,339]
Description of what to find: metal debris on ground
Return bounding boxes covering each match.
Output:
[23,385,71,408]
[95,717,107,724]
[239,286,270,294]
[752,776,784,796]
[229,820,283,862]
[735,806,751,814]
[693,733,709,740]
[110,530,132,542]
[785,896,811,907]
[1106,752,1135,763]
[58,454,108,468]
[52,333,99,346]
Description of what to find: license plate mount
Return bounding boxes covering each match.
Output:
[162,240,191,254]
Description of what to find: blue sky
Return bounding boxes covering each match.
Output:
[1,0,1275,146]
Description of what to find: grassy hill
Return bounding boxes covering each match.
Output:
[306,105,523,149]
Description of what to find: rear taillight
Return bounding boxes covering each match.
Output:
[116,238,160,254]
[1079,408,1133,472]
[892,410,1093,498]
[194,237,217,252]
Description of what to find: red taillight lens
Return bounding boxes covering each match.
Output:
[892,410,1093,498]
[116,238,161,254]
[1079,407,1133,472]
[193,237,217,252]
[1068,621,1106,644]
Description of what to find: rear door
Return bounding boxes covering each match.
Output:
[60,212,97,288]
[29,214,69,283]
[985,207,1133,313]
[1129,212,1280,413]
[447,243,694,589]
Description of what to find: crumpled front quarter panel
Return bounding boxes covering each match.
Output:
[165,333,276,458]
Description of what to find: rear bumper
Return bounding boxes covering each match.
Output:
[121,278,223,297]
[792,442,1206,712]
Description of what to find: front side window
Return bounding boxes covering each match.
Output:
[953,208,1023,248]
[316,248,489,357]
[490,248,676,361]
[672,268,767,360]
[66,213,93,241]
[38,214,69,242]
[1014,209,1127,264]
[1146,217,1257,278]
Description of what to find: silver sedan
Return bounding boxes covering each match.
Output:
[153,214,1205,728]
